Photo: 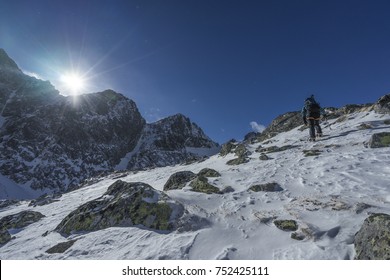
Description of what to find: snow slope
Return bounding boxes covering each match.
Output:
[0,110,389,260]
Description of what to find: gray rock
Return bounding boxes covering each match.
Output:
[354,213,390,260]
[226,156,249,166]
[259,153,270,160]
[221,186,235,194]
[46,240,77,254]
[249,183,283,192]
[367,132,390,148]
[163,171,197,191]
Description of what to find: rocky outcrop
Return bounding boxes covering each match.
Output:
[253,112,302,142]
[219,139,238,156]
[354,213,390,260]
[374,94,390,114]
[0,210,45,230]
[126,114,219,171]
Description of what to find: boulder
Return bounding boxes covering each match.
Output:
[367,132,390,148]
[259,153,270,160]
[354,213,390,260]
[55,180,185,236]
[198,168,221,178]
[274,220,298,231]
[163,171,197,191]
[226,156,249,166]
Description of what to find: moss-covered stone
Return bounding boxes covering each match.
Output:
[163,171,196,191]
[354,213,390,260]
[0,210,45,231]
[274,220,298,231]
[55,180,183,236]
[368,132,390,148]
[189,176,220,194]
[198,168,221,178]
[249,182,283,192]
[46,240,77,254]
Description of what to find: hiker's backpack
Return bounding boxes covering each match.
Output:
[305,99,321,118]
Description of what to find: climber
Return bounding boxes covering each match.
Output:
[301,95,325,141]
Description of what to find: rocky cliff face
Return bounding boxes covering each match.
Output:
[125,114,220,170]
[0,49,219,197]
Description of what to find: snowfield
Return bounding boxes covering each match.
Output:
[0,110,389,260]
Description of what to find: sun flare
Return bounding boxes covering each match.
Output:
[60,73,86,94]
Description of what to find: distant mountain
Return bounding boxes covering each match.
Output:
[0,49,219,198]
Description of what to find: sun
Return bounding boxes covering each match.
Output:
[60,72,86,95]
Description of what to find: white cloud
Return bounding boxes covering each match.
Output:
[250,121,266,133]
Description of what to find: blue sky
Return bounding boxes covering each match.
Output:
[1,0,390,143]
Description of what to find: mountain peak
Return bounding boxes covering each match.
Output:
[0,49,22,72]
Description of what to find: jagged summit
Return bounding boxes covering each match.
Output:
[0,49,22,72]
